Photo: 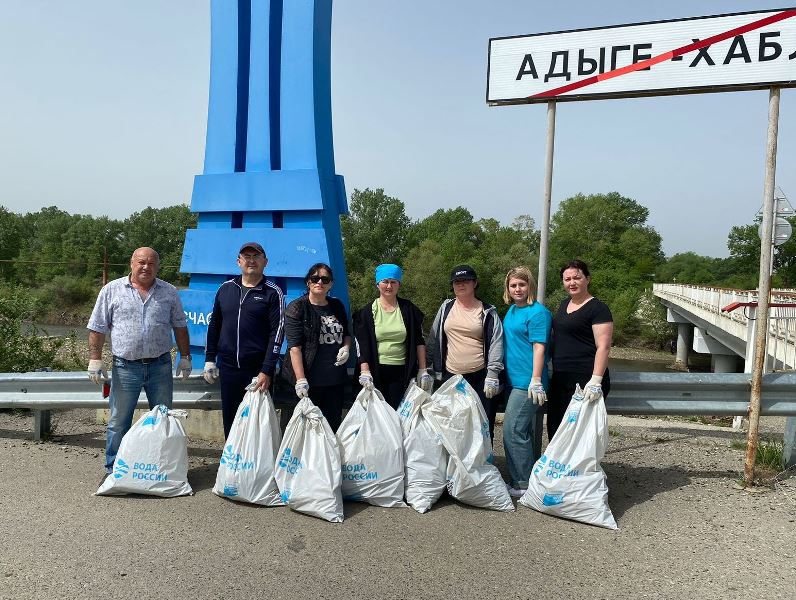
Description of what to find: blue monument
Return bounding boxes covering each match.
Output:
[179,0,349,364]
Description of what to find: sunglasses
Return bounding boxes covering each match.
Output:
[309,275,332,284]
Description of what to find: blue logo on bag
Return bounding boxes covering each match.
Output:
[278,448,292,469]
[220,444,254,471]
[223,485,239,497]
[455,379,467,393]
[566,408,580,424]
[542,493,565,506]
[241,405,250,418]
[398,399,412,418]
[142,415,157,427]
[533,454,548,475]
[280,489,291,503]
[220,445,236,465]
[341,463,378,481]
[277,448,304,474]
[112,458,130,479]
[486,451,494,465]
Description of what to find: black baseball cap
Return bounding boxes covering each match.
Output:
[239,242,265,255]
[450,265,477,282]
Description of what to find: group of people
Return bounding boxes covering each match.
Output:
[88,243,613,498]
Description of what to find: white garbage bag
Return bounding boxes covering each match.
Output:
[519,385,618,530]
[398,382,448,513]
[96,405,193,497]
[274,397,344,522]
[337,387,406,507]
[425,376,514,512]
[213,385,283,506]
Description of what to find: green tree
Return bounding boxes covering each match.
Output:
[401,240,450,324]
[340,188,411,275]
[0,206,22,280]
[15,206,79,285]
[406,207,478,265]
[725,216,796,289]
[547,192,664,340]
[656,252,723,285]
[0,287,78,372]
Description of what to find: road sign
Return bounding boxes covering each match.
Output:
[757,193,795,218]
[759,216,793,246]
[487,9,796,105]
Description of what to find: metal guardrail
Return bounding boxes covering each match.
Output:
[606,372,796,416]
[4,371,796,413]
[2,370,796,432]
[0,371,221,410]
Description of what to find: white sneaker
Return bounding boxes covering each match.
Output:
[506,484,526,498]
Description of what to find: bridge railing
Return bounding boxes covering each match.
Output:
[654,283,796,370]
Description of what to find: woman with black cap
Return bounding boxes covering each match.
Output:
[426,264,504,439]
[353,263,431,409]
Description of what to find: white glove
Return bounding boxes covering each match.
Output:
[203,361,219,384]
[334,345,350,367]
[295,377,309,398]
[417,370,433,393]
[583,375,603,402]
[176,356,192,379]
[358,371,374,390]
[528,377,546,406]
[483,377,500,399]
[87,359,107,385]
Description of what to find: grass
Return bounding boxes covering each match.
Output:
[608,428,622,438]
[729,439,784,469]
[735,440,788,489]
[756,440,785,471]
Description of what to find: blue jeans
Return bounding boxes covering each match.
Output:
[503,387,544,489]
[105,353,173,472]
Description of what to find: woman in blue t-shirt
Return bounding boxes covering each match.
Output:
[501,266,552,498]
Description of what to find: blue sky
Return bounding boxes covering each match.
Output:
[0,1,793,258]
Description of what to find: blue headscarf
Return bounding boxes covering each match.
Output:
[375,263,403,284]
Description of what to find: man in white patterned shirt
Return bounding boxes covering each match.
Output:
[87,247,191,475]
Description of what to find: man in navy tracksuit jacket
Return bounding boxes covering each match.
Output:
[203,242,285,437]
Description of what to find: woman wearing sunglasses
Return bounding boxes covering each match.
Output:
[283,262,352,431]
[353,263,431,409]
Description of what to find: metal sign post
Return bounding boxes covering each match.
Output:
[745,86,781,486]
[537,100,556,303]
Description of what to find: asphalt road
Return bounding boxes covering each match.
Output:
[1,410,794,600]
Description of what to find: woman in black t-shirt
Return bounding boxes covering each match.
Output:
[548,259,614,439]
[283,263,352,431]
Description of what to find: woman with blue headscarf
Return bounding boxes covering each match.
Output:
[353,263,431,409]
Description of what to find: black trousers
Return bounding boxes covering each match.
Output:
[443,368,499,441]
[547,370,611,440]
[308,383,345,433]
[218,363,263,439]
[376,364,409,410]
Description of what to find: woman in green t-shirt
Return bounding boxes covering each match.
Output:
[353,263,431,409]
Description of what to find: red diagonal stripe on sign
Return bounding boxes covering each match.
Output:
[531,9,796,99]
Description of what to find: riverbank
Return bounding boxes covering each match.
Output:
[609,346,674,363]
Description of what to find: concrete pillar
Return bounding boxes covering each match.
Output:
[784,417,796,469]
[712,354,738,373]
[676,323,692,366]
